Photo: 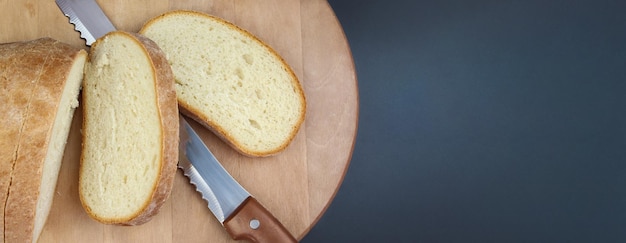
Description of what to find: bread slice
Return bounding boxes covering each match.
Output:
[140,10,306,157]
[0,38,86,243]
[80,31,178,225]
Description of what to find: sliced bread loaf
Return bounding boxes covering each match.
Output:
[80,31,178,225]
[140,10,306,157]
[0,38,86,243]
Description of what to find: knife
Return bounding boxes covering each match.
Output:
[55,0,297,242]
[55,0,114,45]
[179,116,297,243]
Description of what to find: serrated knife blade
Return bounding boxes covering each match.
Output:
[178,116,297,242]
[55,0,115,45]
[178,116,249,223]
[56,1,297,242]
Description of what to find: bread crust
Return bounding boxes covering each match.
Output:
[79,31,179,225]
[141,10,306,157]
[0,38,86,243]
[0,39,38,243]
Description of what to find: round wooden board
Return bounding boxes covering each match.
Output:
[0,0,358,242]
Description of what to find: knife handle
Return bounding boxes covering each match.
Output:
[224,197,297,243]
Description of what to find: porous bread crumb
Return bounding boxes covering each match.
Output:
[80,31,178,225]
[140,10,306,157]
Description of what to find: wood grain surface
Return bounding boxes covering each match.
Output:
[0,0,358,242]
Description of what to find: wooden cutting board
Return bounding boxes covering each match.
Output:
[0,0,358,242]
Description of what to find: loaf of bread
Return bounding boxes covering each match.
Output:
[80,31,179,225]
[140,10,306,157]
[0,38,86,243]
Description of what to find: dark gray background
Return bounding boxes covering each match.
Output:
[302,0,626,242]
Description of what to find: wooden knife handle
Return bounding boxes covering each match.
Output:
[224,197,297,243]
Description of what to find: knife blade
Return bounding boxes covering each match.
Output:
[56,1,297,242]
[55,0,115,45]
[179,116,297,243]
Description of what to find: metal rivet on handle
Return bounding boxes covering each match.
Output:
[249,219,260,230]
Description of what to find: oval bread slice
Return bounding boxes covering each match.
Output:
[140,10,306,157]
[80,31,179,225]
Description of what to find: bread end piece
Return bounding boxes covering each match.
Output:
[0,38,86,243]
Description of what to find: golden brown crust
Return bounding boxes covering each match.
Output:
[141,10,306,157]
[0,38,85,242]
[79,31,178,225]
[121,31,179,225]
[0,39,38,243]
